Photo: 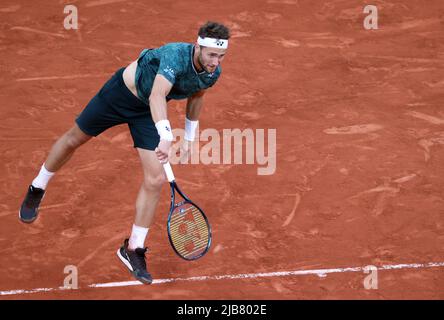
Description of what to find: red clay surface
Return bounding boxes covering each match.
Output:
[1,0,444,299]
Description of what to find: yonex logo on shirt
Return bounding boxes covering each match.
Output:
[163,66,175,78]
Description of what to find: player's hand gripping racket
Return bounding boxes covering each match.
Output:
[163,162,212,260]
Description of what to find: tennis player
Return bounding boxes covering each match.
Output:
[19,21,230,284]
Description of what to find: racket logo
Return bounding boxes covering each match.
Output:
[184,240,195,252]
[178,212,200,238]
[172,211,203,256]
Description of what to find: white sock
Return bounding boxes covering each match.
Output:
[31,163,55,190]
[128,224,149,250]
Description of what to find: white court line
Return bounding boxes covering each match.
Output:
[1,261,444,296]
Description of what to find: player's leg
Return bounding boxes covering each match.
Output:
[20,68,128,223]
[19,123,93,223]
[44,123,92,173]
[32,123,92,191]
[133,147,166,240]
[117,148,165,285]
[116,102,163,284]
[127,114,163,249]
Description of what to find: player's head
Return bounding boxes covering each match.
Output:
[195,21,230,73]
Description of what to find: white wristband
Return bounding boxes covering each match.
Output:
[184,118,199,141]
[155,119,174,141]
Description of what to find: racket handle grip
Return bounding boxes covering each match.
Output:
[163,162,175,182]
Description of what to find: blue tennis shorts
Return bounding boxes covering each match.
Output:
[75,67,160,150]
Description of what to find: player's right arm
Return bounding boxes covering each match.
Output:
[149,74,174,163]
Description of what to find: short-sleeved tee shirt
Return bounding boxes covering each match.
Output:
[135,42,221,104]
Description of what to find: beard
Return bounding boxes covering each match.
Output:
[198,51,212,73]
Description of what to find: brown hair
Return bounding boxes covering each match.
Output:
[198,21,230,40]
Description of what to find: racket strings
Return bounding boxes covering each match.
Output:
[169,203,209,259]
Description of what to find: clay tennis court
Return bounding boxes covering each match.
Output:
[1,0,444,300]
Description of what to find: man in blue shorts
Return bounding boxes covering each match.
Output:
[18,21,230,284]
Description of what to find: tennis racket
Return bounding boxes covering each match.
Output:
[163,162,212,261]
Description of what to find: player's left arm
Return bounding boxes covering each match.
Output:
[172,90,205,161]
[184,90,205,141]
[186,90,205,120]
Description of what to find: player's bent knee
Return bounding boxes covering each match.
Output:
[64,133,83,150]
[143,174,166,190]
[64,127,91,149]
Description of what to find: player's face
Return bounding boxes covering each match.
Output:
[198,46,226,73]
